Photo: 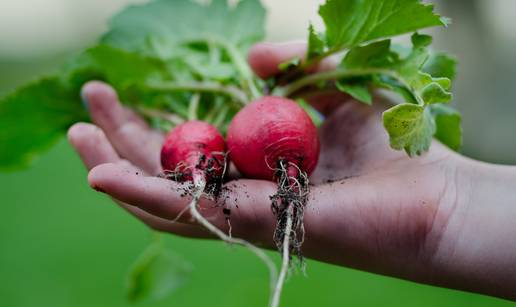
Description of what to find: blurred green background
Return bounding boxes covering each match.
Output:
[1,0,515,306]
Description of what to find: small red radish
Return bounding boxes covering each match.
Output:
[161,120,226,183]
[227,96,320,307]
[227,96,320,181]
[159,120,278,296]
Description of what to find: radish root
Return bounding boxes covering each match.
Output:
[189,174,279,305]
[270,160,310,307]
[271,205,293,307]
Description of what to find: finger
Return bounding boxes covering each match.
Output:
[88,162,192,219]
[68,123,121,170]
[88,163,278,246]
[81,81,164,175]
[121,204,212,238]
[67,122,203,238]
[89,160,443,278]
[248,41,307,79]
[87,160,214,238]
[248,41,339,79]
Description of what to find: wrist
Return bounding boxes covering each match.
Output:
[429,157,516,300]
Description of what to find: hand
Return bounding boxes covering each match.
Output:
[68,42,516,301]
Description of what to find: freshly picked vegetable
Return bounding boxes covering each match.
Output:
[0,0,461,306]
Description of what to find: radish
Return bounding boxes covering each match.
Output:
[227,96,319,180]
[161,120,226,191]
[160,120,278,302]
[161,120,227,225]
[227,96,320,307]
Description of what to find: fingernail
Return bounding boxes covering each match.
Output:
[80,89,89,111]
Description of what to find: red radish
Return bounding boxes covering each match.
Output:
[227,96,320,307]
[160,120,227,231]
[160,120,278,299]
[227,96,319,180]
[161,120,226,183]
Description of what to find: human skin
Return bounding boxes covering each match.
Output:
[68,42,516,301]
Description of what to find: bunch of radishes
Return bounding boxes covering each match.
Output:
[160,95,319,307]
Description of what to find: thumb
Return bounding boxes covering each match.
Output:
[248,41,307,79]
[248,41,339,80]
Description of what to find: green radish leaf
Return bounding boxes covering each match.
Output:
[127,241,192,302]
[411,32,433,47]
[102,0,266,58]
[307,24,325,60]
[0,46,178,170]
[336,80,372,105]
[318,0,448,50]
[0,38,250,169]
[0,0,460,169]
[423,52,458,81]
[67,45,170,94]
[341,33,453,106]
[430,104,462,151]
[341,40,394,69]
[0,78,88,171]
[100,0,264,126]
[187,60,236,81]
[419,79,453,104]
[336,33,458,155]
[383,103,436,156]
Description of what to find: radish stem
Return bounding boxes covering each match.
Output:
[136,106,185,126]
[179,37,261,101]
[147,81,248,106]
[188,94,201,121]
[273,67,414,101]
[221,40,261,101]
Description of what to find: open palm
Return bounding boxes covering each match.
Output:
[68,42,516,301]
